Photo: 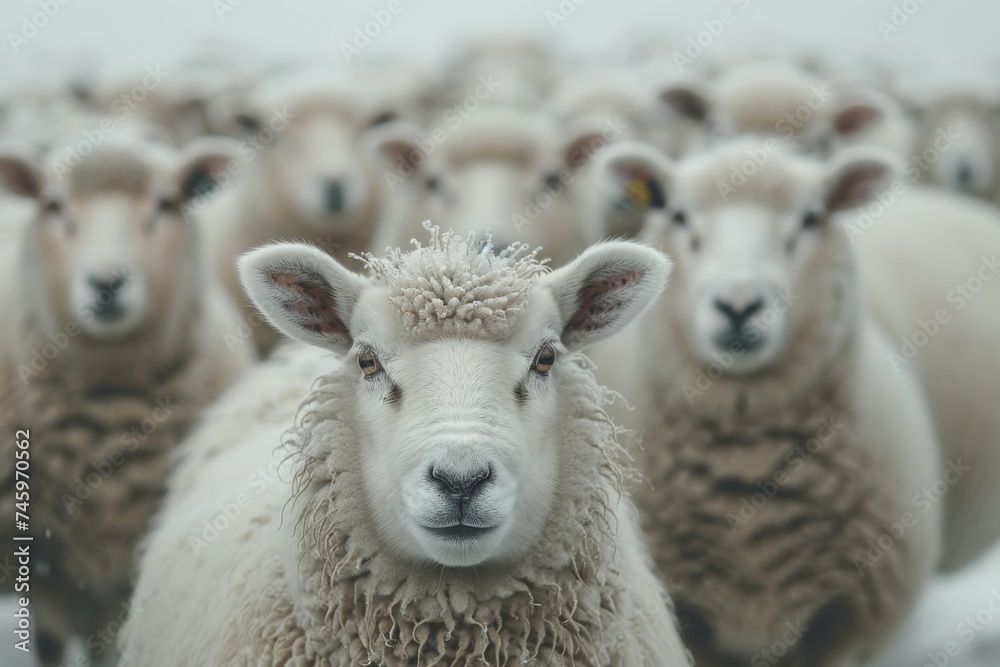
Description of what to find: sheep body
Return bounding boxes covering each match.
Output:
[850,186,1000,571]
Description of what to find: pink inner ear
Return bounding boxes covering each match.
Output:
[834,105,880,136]
[564,269,642,338]
[828,165,884,210]
[267,270,349,338]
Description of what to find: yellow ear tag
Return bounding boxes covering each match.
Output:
[625,179,652,207]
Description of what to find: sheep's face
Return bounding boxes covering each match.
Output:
[239,237,671,567]
[239,102,397,227]
[345,297,567,567]
[915,99,998,198]
[374,117,561,257]
[596,141,895,377]
[0,139,234,342]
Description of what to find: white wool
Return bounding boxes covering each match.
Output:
[356,223,547,338]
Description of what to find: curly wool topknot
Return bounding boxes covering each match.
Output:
[353,222,549,340]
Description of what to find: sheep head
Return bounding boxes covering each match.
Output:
[596,139,898,378]
[238,227,670,567]
[0,135,233,343]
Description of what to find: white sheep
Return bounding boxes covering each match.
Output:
[119,227,691,666]
[0,133,252,667]
[658,60,914,158]
[371,105,638,268]
[431,35,561,113]
[589,140,943,666]
[847,184,1000,572]
[897,74,1000,202]
[197,66,419,355]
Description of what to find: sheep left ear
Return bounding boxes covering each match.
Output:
[176,137,238,202]
[238,243,370,354]
[823,147,900,213]
[540,241,672,351]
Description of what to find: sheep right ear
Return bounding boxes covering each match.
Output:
[540,241,672,351]
[587,141,673,242]
[0,149,41,199]
[823,147,900,213]
[658,78,713,124]
[238,243,370,354]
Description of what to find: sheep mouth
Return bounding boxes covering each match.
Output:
[423,524,497,540]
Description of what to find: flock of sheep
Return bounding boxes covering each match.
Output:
[1,31,1000,667]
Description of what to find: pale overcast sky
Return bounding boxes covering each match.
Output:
[1,0,997,77]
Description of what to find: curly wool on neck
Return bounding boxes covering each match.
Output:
[353,223,549,340]
[268,355,642,665]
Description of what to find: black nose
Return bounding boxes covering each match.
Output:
[324,180,344,213]
[956,162,974,188]
[88,273,127,295]
[430,466,492,500]
[714,297,764,329]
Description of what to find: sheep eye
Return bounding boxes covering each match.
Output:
[531,345,556,374]
[158,196,179,213]
[543,172,561,189]
[358,349,383,377]
[44,198,62,215]
[672,210,687,226]
[802,211,822,229]
[369,111,397,127]
[425,176,440,191]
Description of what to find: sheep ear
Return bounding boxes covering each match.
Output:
[362,121,426,175]
[586,141,672,242]
[238,243,369,353]
[540,241,672,351]
[598,141,672,210]
[0,150,41,199]
[659,80,712,123]
[823,147,900,213]
[176,138,238,202]
[832,102,883,136]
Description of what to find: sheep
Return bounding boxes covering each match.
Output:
[588,140,943,666]
[432,35,561,113]
[371,104,640,268]
[658,61,914,159]
[197,66,418,355]
[0,132,253,667]
[898,75,1000,202]
[847,185,1000,571]
[119,227,692,666]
